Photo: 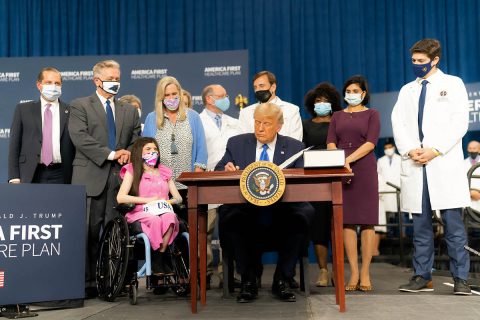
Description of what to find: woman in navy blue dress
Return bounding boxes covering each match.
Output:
[327,75,380,292]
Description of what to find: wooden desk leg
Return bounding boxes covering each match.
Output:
[332,181,345,312]
[332,204,345,312]
[199,205,207,305]
[188,186,198,314]
[330,212,339,305]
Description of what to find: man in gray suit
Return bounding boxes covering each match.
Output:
[8,67,75,184]
[69,60,141,298]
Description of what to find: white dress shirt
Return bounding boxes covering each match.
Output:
[40,96,61,163]
[238,96,303,141]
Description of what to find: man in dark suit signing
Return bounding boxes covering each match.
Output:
[216,103,314,303]
[69,60,141,298]
[9,67,75,184]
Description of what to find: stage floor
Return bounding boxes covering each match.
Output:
[31,263,479,320]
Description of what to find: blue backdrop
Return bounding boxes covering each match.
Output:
[2,0,480,106]
[0,0,479,151]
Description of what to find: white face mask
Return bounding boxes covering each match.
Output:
[41,84,62,101]
[344,93,363,106]
[100,80,121,95]
[384,147,395,157]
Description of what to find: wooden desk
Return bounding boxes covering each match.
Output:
[177,168,352,313]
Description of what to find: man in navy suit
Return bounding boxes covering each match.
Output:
[9,67,75,184]
[216,103,314,303]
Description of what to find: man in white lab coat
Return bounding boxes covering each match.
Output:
[375,139,402,254]
[464,140,480,212]
[238,71,303,141]
[199,84,242,288]
[392,38,471,295]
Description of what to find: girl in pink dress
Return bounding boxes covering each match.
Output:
[117,137,182,275]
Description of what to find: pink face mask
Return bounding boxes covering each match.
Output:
[142,151,159,166]
[163,97,180,111]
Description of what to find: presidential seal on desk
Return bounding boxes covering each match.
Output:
[240,161,286,206]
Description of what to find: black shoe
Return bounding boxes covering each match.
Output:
[398,275,433,292]
[237,282,258,303]
[453,278,472,295]
[287,277,299,289]
[272,280,296,302]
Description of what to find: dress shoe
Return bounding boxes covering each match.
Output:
[237,282,258,303]
[453,277,472,295]
[398,275,433,292]
[287,277,299,289]
[272,280,296,302]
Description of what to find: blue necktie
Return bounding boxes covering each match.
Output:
[418,80,428,141]
[214,114,222,129]
[105,100,116,150]
[260,144,269,161]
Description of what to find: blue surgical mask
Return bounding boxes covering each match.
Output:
[313,102,332,116]
[344,93,363,106]
[41,84,62,101]
[412,61,434,79]
[214,96,230,112]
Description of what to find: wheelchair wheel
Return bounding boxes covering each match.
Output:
[170,243,190,297]
[97,216,130,302]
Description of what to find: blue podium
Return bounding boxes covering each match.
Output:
[0,184,86,304]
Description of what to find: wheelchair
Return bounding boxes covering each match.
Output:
[96,202,190,305]
[466,162,480,229]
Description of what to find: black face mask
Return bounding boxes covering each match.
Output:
[254,89,272,103]
[469,152,478,160]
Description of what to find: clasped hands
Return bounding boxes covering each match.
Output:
[114,149,131,165]
[408,148,438,164]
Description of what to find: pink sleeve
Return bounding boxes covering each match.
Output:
[158,164,173,181]
[119,163,134,179]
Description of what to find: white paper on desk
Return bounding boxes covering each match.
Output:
[278,146,314,169]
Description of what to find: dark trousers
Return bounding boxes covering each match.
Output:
[85,164,120,288]
[219,202,314,282]
[32,163,64,183]
[412,167,470,280]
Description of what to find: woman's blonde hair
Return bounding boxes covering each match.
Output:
[155,76,186,128]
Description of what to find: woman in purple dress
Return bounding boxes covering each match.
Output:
[326,75,380,292]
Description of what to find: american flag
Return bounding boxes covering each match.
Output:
[0,270,4,288]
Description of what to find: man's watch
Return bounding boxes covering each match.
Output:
[431,148,441,156]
